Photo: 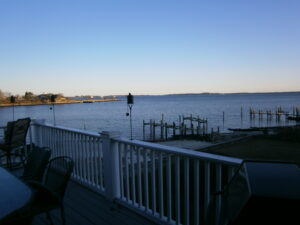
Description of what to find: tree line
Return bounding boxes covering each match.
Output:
[0,90,64,103]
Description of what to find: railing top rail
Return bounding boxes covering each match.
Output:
[113,137,243,165]
[32,121,101,138]
[32,121,242,165]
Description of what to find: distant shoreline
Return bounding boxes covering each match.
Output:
[113,91,300,97]
[0,99,119,108]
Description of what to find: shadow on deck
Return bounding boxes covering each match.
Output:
[31,180,156,225]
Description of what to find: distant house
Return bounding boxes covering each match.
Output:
[38,94,66,102]
[103,95,116,99]
[38,94,50,102]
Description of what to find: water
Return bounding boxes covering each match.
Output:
[1,93,299,139]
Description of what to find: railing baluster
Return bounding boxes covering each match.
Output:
[93,137,98,186]
[79,133,83,180]
[58,129,61,154]
[50,127,54,155]
[184,157,190,225]
[158,152,164,219]
[59,129,63,155]
[41,126,44,147]
[65,130,68,157]
[93,138,98,187]
[84,134,88,181]
[215,164,222,225]
[151,150,156,214]
[130,145,136,205]
[119,143,124,199]
[49,127,52,150]
[74,132,80,179]
[167,155,172,222]
[125,144,130,202]
[194,159,200,225]
[87,136,92,184]
[70,132,76,179]
[85,135,89,182]
[82,134,85,181]
[144,148,149,212]
[204,162,211,218]
[54,129,57,154]
[175,156,180,225]
[47,127,51,150]
[137,147,142,207]
[99,138,104,190]
[90,137,95,185]
[97,138,105,191]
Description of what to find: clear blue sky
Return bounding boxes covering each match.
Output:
[0,0,299,96]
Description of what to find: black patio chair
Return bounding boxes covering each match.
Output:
[0,118,31,169]
[21,146,51,182]
[28,156,74,225]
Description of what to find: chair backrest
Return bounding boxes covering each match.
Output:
[22,147,51,182]
[4,121,15,145]
[44,156,74,199]
[9,118,31,149]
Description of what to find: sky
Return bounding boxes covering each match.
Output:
[0,0,300,96]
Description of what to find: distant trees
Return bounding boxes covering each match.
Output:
[24,91,36,101]
[0,89,11,102]
[0,89,5,100]
[0,90,65,104]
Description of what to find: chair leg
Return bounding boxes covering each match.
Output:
[7,152,12,169]
[61,205,66,225]
[46,211,54,225]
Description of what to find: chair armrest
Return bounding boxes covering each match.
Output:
[27,181,60,200]
[27,180,51,192]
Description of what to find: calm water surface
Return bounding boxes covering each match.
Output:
[1,93,299,139]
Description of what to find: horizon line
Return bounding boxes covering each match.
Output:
[67,90,300,98]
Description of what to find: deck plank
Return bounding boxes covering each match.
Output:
[31,180,157,225]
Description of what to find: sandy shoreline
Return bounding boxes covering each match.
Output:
[0,99,120,107]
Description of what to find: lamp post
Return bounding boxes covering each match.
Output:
[10,96,15,121]
[127,93,134,140]
[50,95,56,125]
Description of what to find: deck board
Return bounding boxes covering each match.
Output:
[31,180,157,225]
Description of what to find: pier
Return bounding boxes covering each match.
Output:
[249,106,300,121]
[249,107,289,120]
[142,106,300,142]
[143,114,209,141]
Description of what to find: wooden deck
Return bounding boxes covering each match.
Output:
[31,180,157,225]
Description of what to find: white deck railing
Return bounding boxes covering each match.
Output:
[31,120,243,225]
[32,121,105,194]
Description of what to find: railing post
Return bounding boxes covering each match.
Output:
[101,131,121,201]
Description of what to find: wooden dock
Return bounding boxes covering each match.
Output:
[143,114,208,141]
[249,107,297,120]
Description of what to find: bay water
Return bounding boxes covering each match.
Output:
[1,93,299,140]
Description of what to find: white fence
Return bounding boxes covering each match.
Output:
[31,120,243,225]
[32,121,105,194]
